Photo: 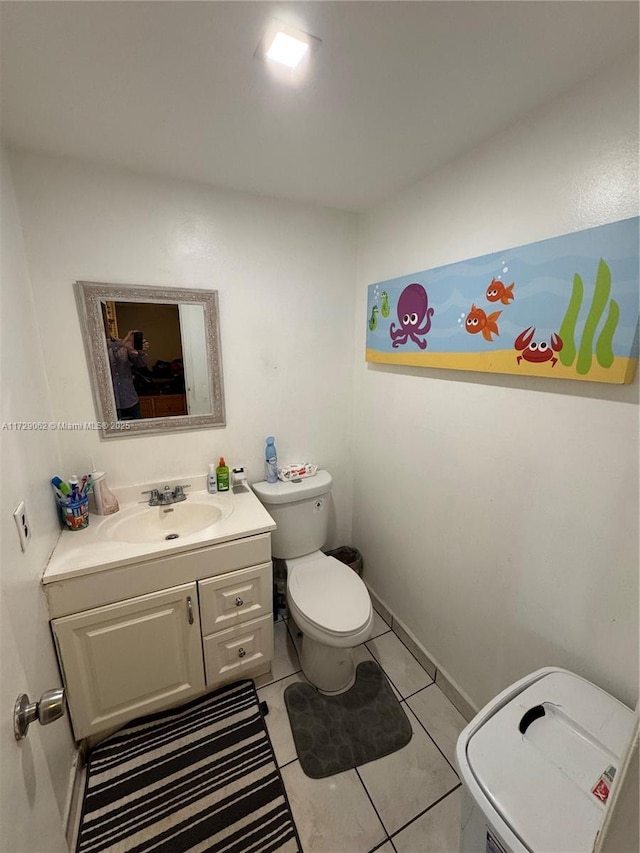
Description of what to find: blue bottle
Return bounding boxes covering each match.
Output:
[265,436,278,483]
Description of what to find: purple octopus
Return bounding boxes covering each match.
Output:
[389,283,434,349]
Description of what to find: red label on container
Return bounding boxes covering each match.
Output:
[592,777,611,803]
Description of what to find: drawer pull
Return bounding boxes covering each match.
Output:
[187,596,194,625]
[238,647,247,658]
[235,597,244,607]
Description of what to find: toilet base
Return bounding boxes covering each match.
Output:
[299,634,357,695]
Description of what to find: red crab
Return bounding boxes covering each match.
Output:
[514,327,563,367]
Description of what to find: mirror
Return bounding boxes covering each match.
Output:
[75,281,225,438]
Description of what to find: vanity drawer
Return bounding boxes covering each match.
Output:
[203,615,273,686]
[198,561,272,635]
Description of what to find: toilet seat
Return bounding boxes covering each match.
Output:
[287,554,372,647]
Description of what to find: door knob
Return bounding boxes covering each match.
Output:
[14,688,65,740]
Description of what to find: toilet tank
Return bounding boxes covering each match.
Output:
[252,471,332,559]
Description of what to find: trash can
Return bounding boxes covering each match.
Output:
[455,667,634,853]
[324,546,363,576]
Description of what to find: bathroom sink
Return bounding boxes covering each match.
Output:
[97,499,233,544]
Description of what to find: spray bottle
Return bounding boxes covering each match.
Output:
[265,436,278,483]
[216,457,230,492]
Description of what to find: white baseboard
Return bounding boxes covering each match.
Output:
[366,583,478,722]
[64,744,87,850]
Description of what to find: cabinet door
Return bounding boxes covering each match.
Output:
[203,615,273,686]
[52,582,205,739]
[199,562,272,634]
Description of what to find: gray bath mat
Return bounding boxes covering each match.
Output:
[284,660,412,778]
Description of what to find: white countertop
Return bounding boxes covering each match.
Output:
[43,477,276,583]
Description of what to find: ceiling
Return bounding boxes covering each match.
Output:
[1,1,638,212]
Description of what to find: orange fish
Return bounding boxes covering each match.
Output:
[465,304,501,341]
[486,278,515,304]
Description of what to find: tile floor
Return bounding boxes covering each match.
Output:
[254,608,468,853]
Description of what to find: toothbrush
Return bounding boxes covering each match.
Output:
[51,476,71,496]
[69,475,79,500]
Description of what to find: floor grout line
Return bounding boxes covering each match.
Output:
[389,782,462,842]
[365,638,435,703]
[373,619,464,784]
[375,620,437,683]
[402,697,461,778]
[368,839,394,853]
[400,680,437,702]
[355,765,393,849]
[364,642,405,700]
[256,666,303,692]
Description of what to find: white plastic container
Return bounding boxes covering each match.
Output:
[207,463,218,494]
[89,471,119,515]
[455,667,634,853]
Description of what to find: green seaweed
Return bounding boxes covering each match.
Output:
[595,298,619,368]
[576,259,611,375]
[558,273,584,366]
[369,305,379,331]
[558,260,620,374]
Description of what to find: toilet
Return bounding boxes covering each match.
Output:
[252,471,373,694]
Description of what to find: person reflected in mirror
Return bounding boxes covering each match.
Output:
[108,330,150,419]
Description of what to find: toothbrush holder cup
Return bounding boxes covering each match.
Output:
[58,495,89,531]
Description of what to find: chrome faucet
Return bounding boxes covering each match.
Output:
[172,484,189,502]
[142,484,190,506]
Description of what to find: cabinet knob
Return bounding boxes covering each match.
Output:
[235,597,244,607]
[238,647,246,658]
[187,596,194,625]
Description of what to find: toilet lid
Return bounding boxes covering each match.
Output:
[288,555,371,636]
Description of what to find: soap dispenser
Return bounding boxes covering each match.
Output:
[207,463,218,494]
[89,471,119,515]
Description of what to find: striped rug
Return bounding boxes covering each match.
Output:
[76,680,300,853]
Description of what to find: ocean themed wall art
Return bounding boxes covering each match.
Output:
[365,217,639,384]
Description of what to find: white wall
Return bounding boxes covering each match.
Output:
[6,43,638,728]
[354,53,639,711]
[0,149,73,852]
[10,152,358,547]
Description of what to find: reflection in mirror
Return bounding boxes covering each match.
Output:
[104,301,212,419]
[76,281,225,438]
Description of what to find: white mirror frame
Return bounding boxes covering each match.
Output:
[76,281,225,439]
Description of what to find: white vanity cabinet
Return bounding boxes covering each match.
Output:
[44,527,275,741]
[52,583,205,739]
